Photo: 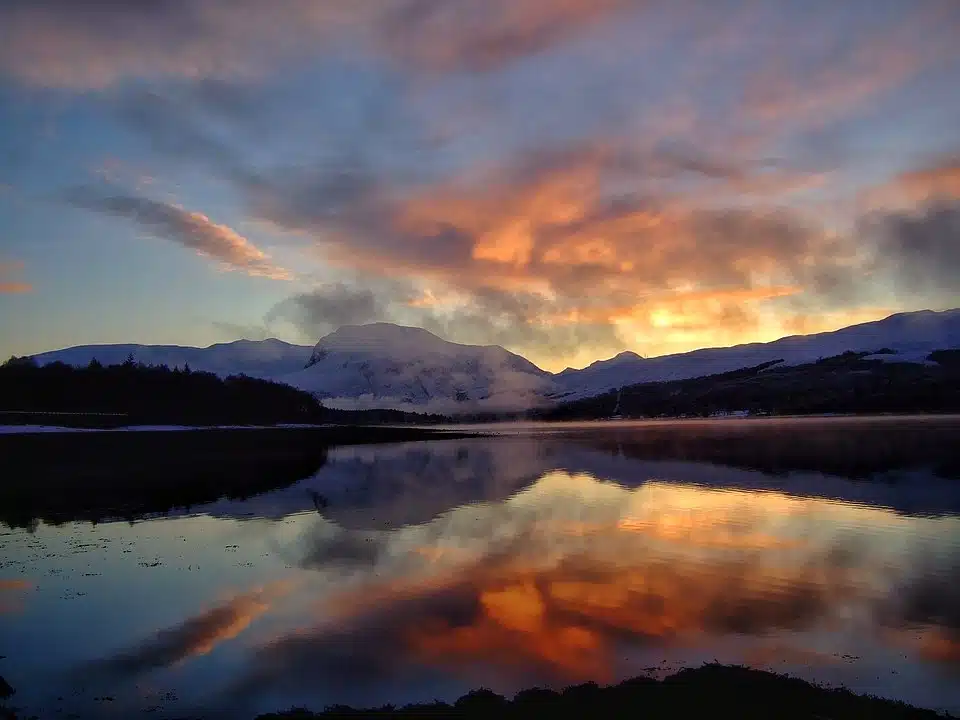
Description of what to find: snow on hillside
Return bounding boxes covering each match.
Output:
[26,309,960,411]
[31,338,313,379]
[552,309,960,401]
[276,323,553,413]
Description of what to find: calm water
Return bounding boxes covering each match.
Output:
[2,418,960,718]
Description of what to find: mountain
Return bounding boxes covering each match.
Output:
[552,309,960,401]
[30,338,312,378]
[25,310,960,413]
[275,323,553,413]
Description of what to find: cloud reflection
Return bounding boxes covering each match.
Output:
[92,581,292,678]
[238,475,879,696]
[0,578,33,614]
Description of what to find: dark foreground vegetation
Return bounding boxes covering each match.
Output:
[0,426,463,529]
[0,356,447,427]
[543,350,960,420]
[255,665,952,719]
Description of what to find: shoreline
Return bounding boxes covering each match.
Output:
[0,425,475,528]
[4,411,960,435]
[252,664,954,719]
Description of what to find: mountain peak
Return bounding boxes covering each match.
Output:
[313,323,453,357]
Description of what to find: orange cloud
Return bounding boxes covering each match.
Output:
[67,193,292,280]
[294,145,845,320]
[873,158,960,207]
[0,262,31,294]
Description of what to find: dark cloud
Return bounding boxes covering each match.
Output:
[866,200,960,298]
[264,280,625,358]
[65,190,290,279]
[267,284,388,338]
[115,87,256,180]
[414,289,626,359]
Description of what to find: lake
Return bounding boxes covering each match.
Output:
[2,417,960,718]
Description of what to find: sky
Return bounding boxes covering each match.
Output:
[0,0,958,371]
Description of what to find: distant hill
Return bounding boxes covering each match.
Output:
[542,349,960,420]
[551,308,960,401]
[30,338,312,378]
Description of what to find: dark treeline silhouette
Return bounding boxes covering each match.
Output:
[0,356,447,426]
[0,426,469,530]
[541,351,960,420]
[254,664,949,719]
[561,415,960,482]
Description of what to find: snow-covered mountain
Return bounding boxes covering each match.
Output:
[27,309,960,412]
[31,338,312,378]
[275,323,554,413]
[552,308,960,401]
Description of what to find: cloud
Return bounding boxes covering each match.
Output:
[873,156,960,207]
[0,1,335,89]
[896,158,960,202]
[66,191,292,280]
[267,284,388,338]
[0,261,31,294]
[376,0,636,73]
[863,200,960,298]
[21,1,955,365]
[0,0,640,88]
[246,142,859,364]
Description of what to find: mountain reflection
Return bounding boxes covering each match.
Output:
[189,417,960,527]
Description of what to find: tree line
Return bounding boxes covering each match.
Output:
[1,354,325,425]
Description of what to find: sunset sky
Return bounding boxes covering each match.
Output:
[1,0,958,371]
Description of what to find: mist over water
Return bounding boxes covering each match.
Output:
[2,418,960,718]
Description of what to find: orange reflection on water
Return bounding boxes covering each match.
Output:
[0,578,33,614]
[399,550,860,684]
[921,632,960,665]
[297,475,928,687]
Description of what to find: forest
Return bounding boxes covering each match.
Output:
[0,356,445,426]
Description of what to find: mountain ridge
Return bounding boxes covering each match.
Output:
[25,308,960,412]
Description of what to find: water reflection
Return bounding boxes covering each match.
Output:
[2,418,960,718]
[239,474,955,706]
